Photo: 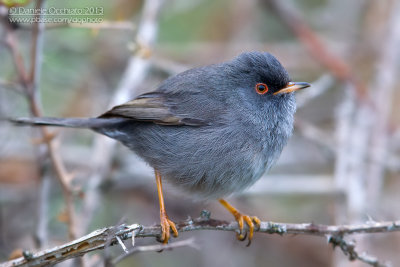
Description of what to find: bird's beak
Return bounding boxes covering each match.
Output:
[273,82,311,95]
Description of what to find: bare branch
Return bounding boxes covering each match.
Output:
[329,236,390,267]
[296,74,335,108]
[3,0,78,240]
[1,215,398,267]
[4,23,30,89]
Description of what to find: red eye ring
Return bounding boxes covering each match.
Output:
[255,83,268,95]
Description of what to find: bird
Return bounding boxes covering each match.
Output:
[11,51,310,244]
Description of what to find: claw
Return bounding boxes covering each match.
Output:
[159,212,178,244]
[244,215,261,246]
[236,231,247,241]
[219,199,261,245]
[234,213,260,245]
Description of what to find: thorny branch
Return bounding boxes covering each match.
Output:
[1,214,397,267]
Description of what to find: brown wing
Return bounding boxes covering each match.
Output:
[99,92,206,126]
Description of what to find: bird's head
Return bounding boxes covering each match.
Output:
[230,52,310,99]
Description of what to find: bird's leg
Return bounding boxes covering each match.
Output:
[155,170,178,243]
[219,199,261,245]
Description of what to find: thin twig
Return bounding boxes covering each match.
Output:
[35,175,50,248]
[0,79,24,94]
[4,24,30,88]
[112,238,198,264]
[1,215,397,267]
[329,236,390,267]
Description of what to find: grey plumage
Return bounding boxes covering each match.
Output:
[11,117,127,128]
[10,52,301,200]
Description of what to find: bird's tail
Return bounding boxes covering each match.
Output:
[9,117,127,129]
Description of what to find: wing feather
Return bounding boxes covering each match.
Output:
[99,92,207,126]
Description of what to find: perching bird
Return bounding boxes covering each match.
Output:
[11,51,310,244]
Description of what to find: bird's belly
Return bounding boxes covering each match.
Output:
[176,168,264,199]
[99,121,274,200]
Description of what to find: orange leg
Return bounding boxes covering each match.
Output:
[155,170,178,243]
[219,199,261,245]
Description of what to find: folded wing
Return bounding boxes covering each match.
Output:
[99,92,208,126]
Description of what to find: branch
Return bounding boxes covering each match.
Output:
[79,0,165,236]
[111,238,198,265]
[365,0,400,204]
[1,214,397,267]
[329,236,390,267]
[3,0,77,240]
[296,74,334,108]
[262,0,369,103]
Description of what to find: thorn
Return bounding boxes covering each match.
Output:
[131,231,135,247]
[200,210,211,220]
[325,234,332,243]
[365,214,376,224]
[116,236,128,254]
[22,250,33,260]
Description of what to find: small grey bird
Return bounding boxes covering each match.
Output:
[11,52,310,244]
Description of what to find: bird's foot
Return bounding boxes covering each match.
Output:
[155,170,178,244]
[219,199,261,246]
[159,211,178,244]
[233,212,261,245]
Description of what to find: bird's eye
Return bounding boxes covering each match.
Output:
[255,83,268,95]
